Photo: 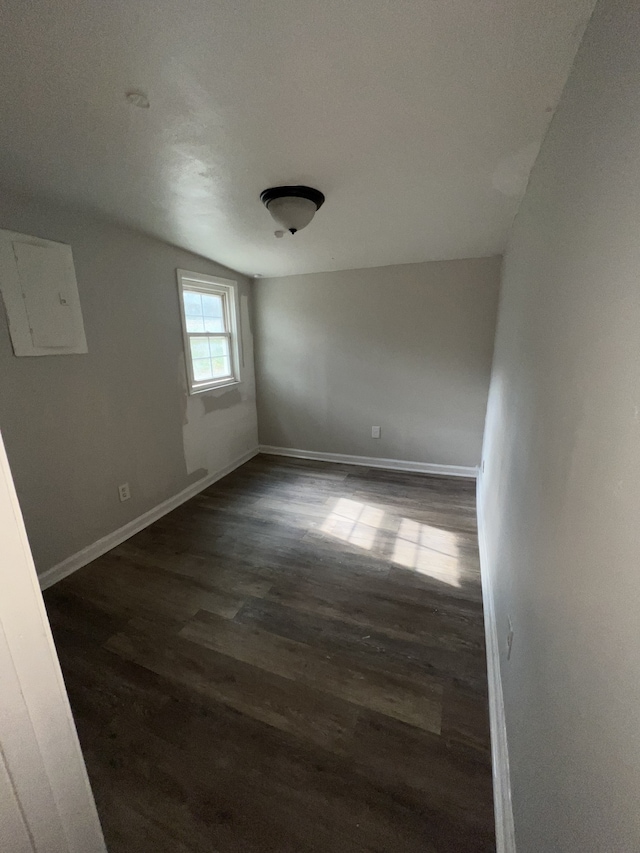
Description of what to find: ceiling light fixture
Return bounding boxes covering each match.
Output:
[260,185,325,235]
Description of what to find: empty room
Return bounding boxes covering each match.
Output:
[1,0,640,851]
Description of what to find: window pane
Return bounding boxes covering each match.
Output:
[207,336,230,358]
[183,290,203,316]
[186,315,205,333]
[184,289,206,332]
[204,316,225,332]
[192,358,213,381]
[189,337,210,360]
[211,356,231,378]
[201,294,223,317]
[182,280,236,388]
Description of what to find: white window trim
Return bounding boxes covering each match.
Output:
[177,269,242,395]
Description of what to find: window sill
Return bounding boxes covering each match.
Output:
[189,378,241,396]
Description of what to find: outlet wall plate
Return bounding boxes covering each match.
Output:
[118,483,131,502]
[371,426,381,439]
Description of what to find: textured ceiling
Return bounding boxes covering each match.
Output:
[0,0,595,276]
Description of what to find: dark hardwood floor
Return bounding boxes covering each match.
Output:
[44,454,495,853]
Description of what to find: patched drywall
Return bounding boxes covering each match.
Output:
[253,257,501,467]
[183,392,257,476]
[201,386,241,414]
[480,0,640,848]
[0,189,258,575]
[181,291,257,475]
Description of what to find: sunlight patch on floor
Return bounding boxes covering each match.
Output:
[320,498,385,551]
[392,518,461,587]
[319,499,465,588]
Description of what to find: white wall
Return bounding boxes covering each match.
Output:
[0,190,258,576]
[253,257,501,468]
[480,0,640,849]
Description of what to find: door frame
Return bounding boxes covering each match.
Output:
[0,428,106,852]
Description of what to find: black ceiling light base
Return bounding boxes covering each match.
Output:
[260,185,325,209]
[260,185,325,235]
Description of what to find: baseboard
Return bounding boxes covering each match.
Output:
[476,471,516,853]
[259,445,477,479]
[39,447,260,591]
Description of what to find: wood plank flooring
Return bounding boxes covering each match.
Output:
[44,454,495,853]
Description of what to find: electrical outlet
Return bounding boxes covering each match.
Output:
[507,617,514,660]
[371,426,381,439]
[118,483,131,502]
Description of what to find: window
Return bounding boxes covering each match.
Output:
[177,270,241,393]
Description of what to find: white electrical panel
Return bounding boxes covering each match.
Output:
[0,229,87,356]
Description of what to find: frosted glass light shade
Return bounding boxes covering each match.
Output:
[260,186,325,235]
[266,196,317,233]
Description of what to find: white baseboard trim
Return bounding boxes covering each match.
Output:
[259,445,477,479]
[39,447,260,591]
[476,472,516,853]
